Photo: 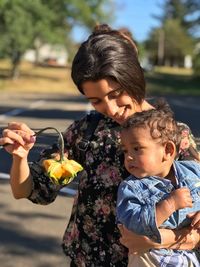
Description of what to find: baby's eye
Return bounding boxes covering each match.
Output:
[134,146,145,152]
[134,146,141,151]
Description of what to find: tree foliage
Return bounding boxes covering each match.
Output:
[0,0,113,78]
[154,0,200,34]
[146,0,199,67]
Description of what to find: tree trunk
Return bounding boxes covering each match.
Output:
[157,29,165,66]
[11,51,21,79]
[34,38,42,65]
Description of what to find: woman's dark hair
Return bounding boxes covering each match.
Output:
[71,24,146,104]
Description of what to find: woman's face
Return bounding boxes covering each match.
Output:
[82,79,142,124]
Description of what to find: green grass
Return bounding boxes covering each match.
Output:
[0,60,199,96]
[145,67,200,96]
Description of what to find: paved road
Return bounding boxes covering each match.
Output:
[1,179,73,267]
[0,91,89,267]
[0,91,91,173]
[0,91,200,267]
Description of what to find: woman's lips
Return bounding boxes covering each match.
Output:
[115,108,128,124]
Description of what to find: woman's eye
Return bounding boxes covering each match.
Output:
[109,89,123,98]
[114,89,122,95]
[91,99,100,105]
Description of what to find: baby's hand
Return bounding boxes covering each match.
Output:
[168,187,193,211]
[187,212,200,229]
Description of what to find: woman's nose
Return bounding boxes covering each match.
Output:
[105,101,118,117]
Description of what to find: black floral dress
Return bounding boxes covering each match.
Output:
[28,112,200,267]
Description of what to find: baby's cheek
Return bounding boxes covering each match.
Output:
[124,160,130,171]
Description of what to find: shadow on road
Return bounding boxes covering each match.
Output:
[0,179,73,267]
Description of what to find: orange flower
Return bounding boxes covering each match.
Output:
[34,127,83,185]
[42,157,83,185]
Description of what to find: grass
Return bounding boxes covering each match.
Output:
[145,66,200,96]
[0,60,199,96]
[0,59,78,95]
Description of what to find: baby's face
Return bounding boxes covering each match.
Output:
[120,126,166,178]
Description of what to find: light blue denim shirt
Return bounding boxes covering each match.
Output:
[117,160,200,243]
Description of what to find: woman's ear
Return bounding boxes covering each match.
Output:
[163,141,176,161]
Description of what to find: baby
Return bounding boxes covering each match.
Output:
[117,102,200,267]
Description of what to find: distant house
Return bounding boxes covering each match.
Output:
[184,43,200,69]
[184,55,192,69]
[23,44,68,67]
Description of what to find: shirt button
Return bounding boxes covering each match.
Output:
[166,188,172,193]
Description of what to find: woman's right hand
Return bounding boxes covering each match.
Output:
[118,224,200,254]
[118,224,158,254]
[0,122,36,158]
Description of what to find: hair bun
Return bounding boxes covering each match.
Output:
[93,24,112,35]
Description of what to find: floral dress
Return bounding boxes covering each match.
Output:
[28,112,200,267]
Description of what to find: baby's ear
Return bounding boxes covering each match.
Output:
[163,141,176,160]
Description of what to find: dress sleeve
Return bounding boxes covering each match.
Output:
[177,122,200,162]
[28,116,87,205]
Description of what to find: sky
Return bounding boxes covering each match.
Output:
[72,0,163,43]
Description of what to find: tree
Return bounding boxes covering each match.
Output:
[0,0,113,78]
[0,0,54,77]
[153,0,200,36]
[146,0,199,66]
[146,19,193,66]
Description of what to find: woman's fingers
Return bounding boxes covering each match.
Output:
[188,212,200,229]
[0,136,14,147]
[3,122,35,145]
[0,122,36,156]
[8,122,34,134]
[3,129,25,146]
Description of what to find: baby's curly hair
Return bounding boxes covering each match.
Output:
[122,99,181,148]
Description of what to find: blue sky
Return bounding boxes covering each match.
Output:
[72,0,163,43]
[113,0,162,41]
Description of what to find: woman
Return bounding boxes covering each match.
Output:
[1,24,200,267]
